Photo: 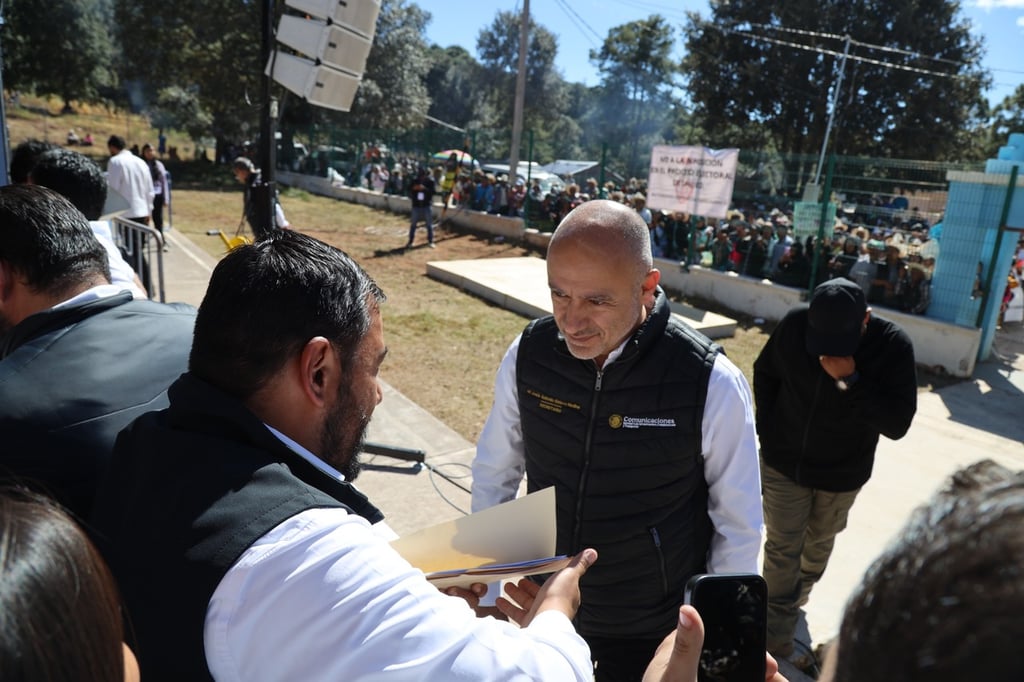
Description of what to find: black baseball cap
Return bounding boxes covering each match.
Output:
[805,278,867,356]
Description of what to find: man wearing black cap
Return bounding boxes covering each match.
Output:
[753,277,917,665]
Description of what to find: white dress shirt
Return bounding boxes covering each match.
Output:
[204,432,594,681]
[472,332,765,604]
[89,220,147,299]
[107,149,154,219]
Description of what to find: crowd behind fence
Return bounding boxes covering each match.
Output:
[278,127,1024,323]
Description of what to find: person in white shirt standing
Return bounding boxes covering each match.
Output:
[107,135,155,294]
[473,199,764,682]
[106,135,153,224]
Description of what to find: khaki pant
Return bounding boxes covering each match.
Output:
[760,458,861,656]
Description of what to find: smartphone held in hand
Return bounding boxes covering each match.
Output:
[684,573,767,682]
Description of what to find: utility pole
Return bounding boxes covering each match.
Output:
[813,34,851,187]
[251,0,279,239]
[508,0,528,181]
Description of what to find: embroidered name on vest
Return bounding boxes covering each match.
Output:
[526,388,581,414]
[609,414,677,429]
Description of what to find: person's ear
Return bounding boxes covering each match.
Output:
[641,268,661,304]
[297,336,339,407]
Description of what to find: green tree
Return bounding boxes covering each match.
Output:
[423,45,484,132]
[4,0,116,112]
[590,15,680,177]
[474,10,574,161]
[991,85,1024,147]
[149,86,214,142]
[113,0,263,152]
[681,0,989,171]
[342,0,432,130]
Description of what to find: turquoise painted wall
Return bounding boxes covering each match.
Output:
[931,134,1023,361]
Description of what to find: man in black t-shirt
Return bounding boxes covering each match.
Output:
[405,166,436,249]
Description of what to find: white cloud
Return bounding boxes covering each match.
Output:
[1018,14,1024,26]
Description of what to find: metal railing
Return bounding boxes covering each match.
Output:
[110,217,165,302]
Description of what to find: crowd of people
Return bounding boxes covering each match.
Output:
[500,173,942,317]
[344,154,942,318]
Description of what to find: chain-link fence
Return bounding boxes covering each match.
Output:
[279,125,1024,330]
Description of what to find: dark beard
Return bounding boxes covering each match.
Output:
[320,387,372,482]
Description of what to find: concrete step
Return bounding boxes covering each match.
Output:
[427,256,737,339]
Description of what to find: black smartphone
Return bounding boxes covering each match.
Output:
[684,573,767,682]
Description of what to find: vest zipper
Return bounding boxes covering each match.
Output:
[649,526,670,596]
[571,369,603,549]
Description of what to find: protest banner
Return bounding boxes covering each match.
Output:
[647,145,739,218]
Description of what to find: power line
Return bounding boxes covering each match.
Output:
[614,0,691,23]
[723,27,977,81]
[552,0,603,47]
[744,22,969,69]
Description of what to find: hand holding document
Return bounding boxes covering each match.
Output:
[391,487,570,590]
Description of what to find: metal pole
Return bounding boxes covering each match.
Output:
[813,34,850,187]
[508,0,529,180]
[0,10,10,185]
[808,154,836,296]
[526,129,533,186]
[524,129,534,229]
[251,0,278,238]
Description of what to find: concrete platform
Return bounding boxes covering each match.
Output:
[427,256,738,339]
[159,227,1024,678]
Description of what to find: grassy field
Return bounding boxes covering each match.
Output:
[5,95,198,165]
[7,95,954,442]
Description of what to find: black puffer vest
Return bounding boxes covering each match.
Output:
[91,374,383,682]
[516,290,719,639]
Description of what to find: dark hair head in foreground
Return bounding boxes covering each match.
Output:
[831,459,1024,681]
[190,229,385,401]
[0,488,128,682]
[9,139,59,184]
[28,147,108,221]
[0,184,110,299]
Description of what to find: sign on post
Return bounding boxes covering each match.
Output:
[792,201,837,240]
[647,146,739,219]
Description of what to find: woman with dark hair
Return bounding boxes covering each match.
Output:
[0,489,139,682]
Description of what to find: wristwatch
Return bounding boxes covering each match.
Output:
[836,371,860,392]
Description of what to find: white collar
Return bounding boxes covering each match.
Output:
[264,425,347,483]
[52,284,128,310]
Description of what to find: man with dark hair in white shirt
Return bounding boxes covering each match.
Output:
[106,135,153,225]
[93,229,598,682]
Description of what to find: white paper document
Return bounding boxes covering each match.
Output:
[391,487,569,589]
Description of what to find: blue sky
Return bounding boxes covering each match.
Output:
[418,0,1024,111]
